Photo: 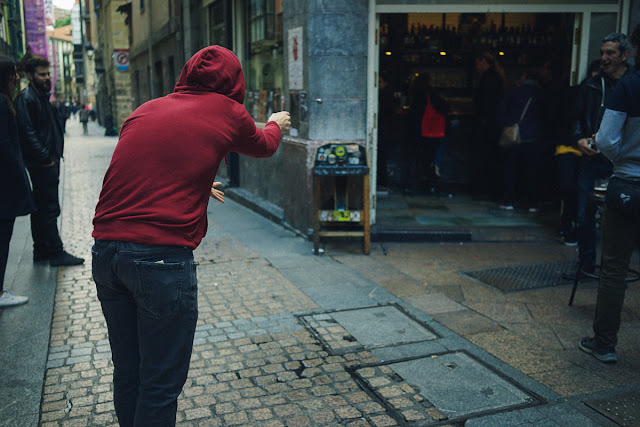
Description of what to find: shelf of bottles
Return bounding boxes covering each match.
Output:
[381,19,553,69]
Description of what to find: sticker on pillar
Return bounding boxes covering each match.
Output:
[113,49,129,71]
[288,27,303,90]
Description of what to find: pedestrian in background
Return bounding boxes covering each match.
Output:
[56,98,69,134]
[91,46,290,426]
[497,70,546,212]
[570,33,632,276]
[472,51,505,199]
[409,72,449,192]
[580,25,640,364]
[79,105,89,135]
[0,56,34,308]
[15,56,84,267]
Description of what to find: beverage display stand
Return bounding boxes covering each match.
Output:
[312,143,370,255]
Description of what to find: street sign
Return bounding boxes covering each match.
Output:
[113,49,129,71]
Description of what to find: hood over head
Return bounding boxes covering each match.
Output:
[174,45,245,103]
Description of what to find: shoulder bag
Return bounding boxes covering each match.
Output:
[421,93,446,139]
[499,97,532,148]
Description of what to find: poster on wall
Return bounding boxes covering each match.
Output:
[25,0,48,57]
[288,27,303,90]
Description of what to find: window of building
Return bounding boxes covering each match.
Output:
[140,0,145,13]
[168,56,175,92]
[209,0,227,46]
[135,69,141,106]
[146,65,151,100]
[245,0,283,122]
[155,60,164,97]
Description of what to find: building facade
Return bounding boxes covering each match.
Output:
[47,24,77,101]
[128,0,185,106]
[70,0,97,107]
[119,0,640,237]
[0,0,27,60]
[94,0,133,131]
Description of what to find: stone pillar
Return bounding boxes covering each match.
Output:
[283,0,369,141]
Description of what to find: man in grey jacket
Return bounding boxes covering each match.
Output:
[571,33,632,277]
[579,25,640,364]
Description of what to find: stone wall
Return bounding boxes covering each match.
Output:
[237,0,370,235]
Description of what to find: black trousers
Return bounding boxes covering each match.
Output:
[28,162,63,258]
[0,218,15,292]
[556,152,580,230]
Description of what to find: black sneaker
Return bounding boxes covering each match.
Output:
[579,337,617,363]
[49,251,85,267]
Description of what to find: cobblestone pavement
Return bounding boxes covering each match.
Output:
[36,118,639,426]
[40,121,401,426]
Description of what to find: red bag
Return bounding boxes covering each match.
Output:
[421,93,446,138]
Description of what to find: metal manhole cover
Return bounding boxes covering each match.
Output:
[299,304,438,355]
[349,351,543,426]
[584,391,640,426]
[461,261,576,292]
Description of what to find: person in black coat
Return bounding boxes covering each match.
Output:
[497,71,547,211]
[409,73,449,190]
[472,52,505,198]
[15,56,83,267]
[0,56,34,307]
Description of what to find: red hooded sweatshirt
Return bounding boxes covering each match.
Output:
[92,46,281,249]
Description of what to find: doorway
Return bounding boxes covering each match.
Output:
[373,12,578,231]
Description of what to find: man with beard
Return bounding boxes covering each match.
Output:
[569,33,632,277]
[15,56,84,266]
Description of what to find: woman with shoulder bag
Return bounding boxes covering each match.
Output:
[497,70,546,211]
[410,73,449,191]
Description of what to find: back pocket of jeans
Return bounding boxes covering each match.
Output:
[134,261,185,319]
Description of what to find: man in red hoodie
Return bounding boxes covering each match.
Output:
[91,46,290,426]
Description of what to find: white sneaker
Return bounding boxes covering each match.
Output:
[0,291,29,308]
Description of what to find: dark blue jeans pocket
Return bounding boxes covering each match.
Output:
[134,261,185,319]
[92,244,116,291]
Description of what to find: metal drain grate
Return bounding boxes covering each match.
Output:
[584,391,640,426]
[462,261,576,292]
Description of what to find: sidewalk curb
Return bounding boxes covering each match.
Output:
[0,150,68,426]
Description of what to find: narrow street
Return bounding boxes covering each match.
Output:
[3,116,640,426]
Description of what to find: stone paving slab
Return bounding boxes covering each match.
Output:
[300,305,438,355]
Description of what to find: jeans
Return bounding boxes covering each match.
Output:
[593,205,640,347]
[0,218,15,292]
[92,240,198,427]
[502,142,541,207]
[576,158,613,268]
[28,162,63,258]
